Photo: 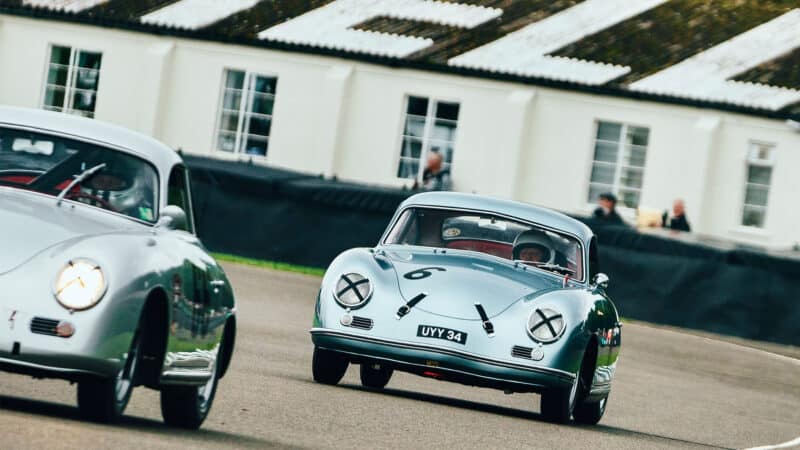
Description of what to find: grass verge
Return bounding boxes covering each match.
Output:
[212,252,326,277]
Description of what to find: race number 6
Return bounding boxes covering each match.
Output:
[404,267,446,280]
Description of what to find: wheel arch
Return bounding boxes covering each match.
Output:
[138,286,170,388]
[218,316,236,379]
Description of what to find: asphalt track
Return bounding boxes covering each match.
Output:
[1,262,798,449]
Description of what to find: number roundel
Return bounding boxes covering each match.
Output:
[403,267,446,280]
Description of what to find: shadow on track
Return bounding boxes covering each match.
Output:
[0,395,285,448]
[330,382,731,450]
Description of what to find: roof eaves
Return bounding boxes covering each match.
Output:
[0,5,798,123]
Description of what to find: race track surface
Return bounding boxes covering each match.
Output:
[1,262,798,449]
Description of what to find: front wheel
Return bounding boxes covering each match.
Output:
[312,346,349,385]
[573,396,608,425]
[539,374,579,423]
[359,361,393,389]
[77,330,141,423]
[160,356,220,429]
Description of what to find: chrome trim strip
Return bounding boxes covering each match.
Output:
[0,356,103,377]
[310,327,575,381]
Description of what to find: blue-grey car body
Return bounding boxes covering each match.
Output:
[312,192,621,413]
[0,107,235,420]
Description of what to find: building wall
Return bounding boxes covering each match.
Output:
[0,15,798,248]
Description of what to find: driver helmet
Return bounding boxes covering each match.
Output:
[80,161,151,216]
[512,229,555,264]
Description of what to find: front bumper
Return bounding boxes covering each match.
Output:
[311,328,575,393]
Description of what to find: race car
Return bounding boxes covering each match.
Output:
[0,106,236,428]
[311,192,621,424]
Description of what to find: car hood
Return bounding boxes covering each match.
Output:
[383,247,561,320]
[0,188,141,274]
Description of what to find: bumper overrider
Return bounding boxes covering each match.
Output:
[311,328,576,393]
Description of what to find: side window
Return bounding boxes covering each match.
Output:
[167,165,195,234]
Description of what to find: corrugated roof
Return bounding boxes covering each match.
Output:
[1,0,799,118]
[140,0,261,30]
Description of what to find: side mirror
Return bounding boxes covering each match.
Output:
[592,273,610,290]
[156,205,188,231]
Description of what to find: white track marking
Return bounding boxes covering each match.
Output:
[23,0,107,12]
[628,323,800,366]
[258,0,502,58]
[630,9,800,110]
[448,0,668,85]
[141,0,261,30]
[743,436,800,450]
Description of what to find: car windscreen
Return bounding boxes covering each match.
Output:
[0,126,159,223]
[384,207,584,280]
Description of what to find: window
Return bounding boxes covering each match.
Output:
[167,165,195,234]
[397,96,460,181]
[587,121,650,209]
[741,142,774,228]
[42,45,102,118]
[215,70,277,157]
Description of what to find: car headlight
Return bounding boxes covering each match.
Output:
[527,308,565,343]
[333,273,372,309]
[54,259,107,311]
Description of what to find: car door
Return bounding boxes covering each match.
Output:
[162,165,226,376]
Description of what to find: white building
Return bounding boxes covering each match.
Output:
[0,0,799,248]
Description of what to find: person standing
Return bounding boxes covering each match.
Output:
[662,199,691,232]
[592,192,626,225]
[418,150,451,191]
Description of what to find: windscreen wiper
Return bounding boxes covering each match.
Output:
[514,260,576,276]
[55,163,106,206]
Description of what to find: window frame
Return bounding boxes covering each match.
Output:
[40,43,103,118]
[585,119,651,211]
[212,68,278,159]
[395,94,461,183]
[740,140,775,229]
[166,164,196,235]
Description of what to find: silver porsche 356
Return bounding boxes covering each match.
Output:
[0,107,236,428]
[312,192,621,424]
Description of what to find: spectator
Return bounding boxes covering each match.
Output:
[592,192,626,225]
[662,199,691,232]
[419,150,451,191]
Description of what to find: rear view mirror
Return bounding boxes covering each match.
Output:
[592,273,610,290]
[156,205,188,231]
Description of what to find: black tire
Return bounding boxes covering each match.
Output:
[312,346,349,385]
[359,361,393,389]
[540,381,577,424]
[573,395,609,425]
[160,326,228,429]
[77,330,141,423]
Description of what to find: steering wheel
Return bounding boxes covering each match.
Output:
[64,191,118,212]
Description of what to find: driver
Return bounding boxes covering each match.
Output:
[512,229,555,264]
[79,160,155,221]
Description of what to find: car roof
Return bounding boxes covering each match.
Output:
[398,191,594,243]
[0,106,182,174]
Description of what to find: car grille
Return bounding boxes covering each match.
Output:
[348,316,374,330]
[511,345,533,359]
[30,317,60,336]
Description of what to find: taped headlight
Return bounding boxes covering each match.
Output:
[333,273,372,309]
[527,308,565,343]
[54,259,107,311]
